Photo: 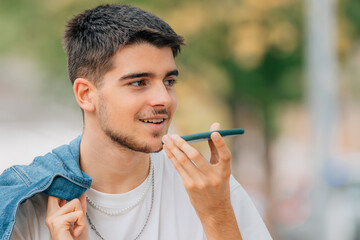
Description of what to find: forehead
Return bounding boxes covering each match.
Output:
[109,43,177,76]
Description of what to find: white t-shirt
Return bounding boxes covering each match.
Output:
[11,151,272,240]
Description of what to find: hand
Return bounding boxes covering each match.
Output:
[162,123,242,239]
[45,193,89,240]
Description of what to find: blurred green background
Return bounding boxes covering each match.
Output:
[1,0,360,239]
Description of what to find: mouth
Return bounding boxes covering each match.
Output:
[139,116,169,140]
[140,118,166,124]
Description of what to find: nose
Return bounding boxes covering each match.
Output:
[148,81,173,107]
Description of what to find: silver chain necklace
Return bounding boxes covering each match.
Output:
[86,161,155,240]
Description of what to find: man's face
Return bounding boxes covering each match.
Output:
[95,43,178,153]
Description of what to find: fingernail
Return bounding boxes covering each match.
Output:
[212,132,221,141]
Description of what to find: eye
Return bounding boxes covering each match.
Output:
[164,79,177,87]
[129,80,147,87]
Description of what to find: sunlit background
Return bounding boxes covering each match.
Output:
[1,0,360,239]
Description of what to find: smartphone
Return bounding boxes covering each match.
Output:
[162,128,244,144]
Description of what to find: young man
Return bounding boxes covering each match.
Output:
[2,4,272,240]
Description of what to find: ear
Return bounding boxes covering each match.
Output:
[73,78,96,113]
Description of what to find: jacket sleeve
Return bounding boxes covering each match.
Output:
[0,167,31,240]
[9,193,50,240]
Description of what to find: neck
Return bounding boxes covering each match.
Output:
[79,127,150,194]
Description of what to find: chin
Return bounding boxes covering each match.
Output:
[149,141,164,153]
[152,146,164,153]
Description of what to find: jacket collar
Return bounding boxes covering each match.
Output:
[43,135,92,200]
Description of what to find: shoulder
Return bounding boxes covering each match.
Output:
[229,176,272,240]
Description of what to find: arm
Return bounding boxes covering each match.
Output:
[162,123,242,240]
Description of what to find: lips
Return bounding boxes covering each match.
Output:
[139,114,168,124]
[140,118,165,124]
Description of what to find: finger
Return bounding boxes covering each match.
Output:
[209,143,219,164]
[209,122,220,131]
[170,134,211,172]
[73,224,87,238]
[209,123,220,164]
[47,196,62,215]
[163,135,207,181]
[51,198,83,219]
[78,193,87,215]
[163,136,195,172]
[163,144,197,187]
[211,132,232,174]
[56,211,87,237]
[163,144,187,173]
[72,211,88,237]
[63,211,84,224]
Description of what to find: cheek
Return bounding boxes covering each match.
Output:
[106,98,138,120]
[118,101,140,117]
[170,93,177,113]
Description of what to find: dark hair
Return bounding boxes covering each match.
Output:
[63,4,184,85]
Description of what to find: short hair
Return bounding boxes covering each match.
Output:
[63,4,184,86]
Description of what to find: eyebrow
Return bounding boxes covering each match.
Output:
[119,69,179,81]
[165,70,179,78]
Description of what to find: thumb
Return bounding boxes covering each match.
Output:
[209,122,220,164]
[78,193,87,215]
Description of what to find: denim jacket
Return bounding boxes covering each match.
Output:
[0,136,92,240]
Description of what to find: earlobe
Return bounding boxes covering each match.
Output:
[73,78,96,112]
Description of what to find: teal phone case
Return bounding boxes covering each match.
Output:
[181,128,244,143]
[162,128,245,144]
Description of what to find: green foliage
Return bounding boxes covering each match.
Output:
[342,0,360,36]
[171,0,304,138]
